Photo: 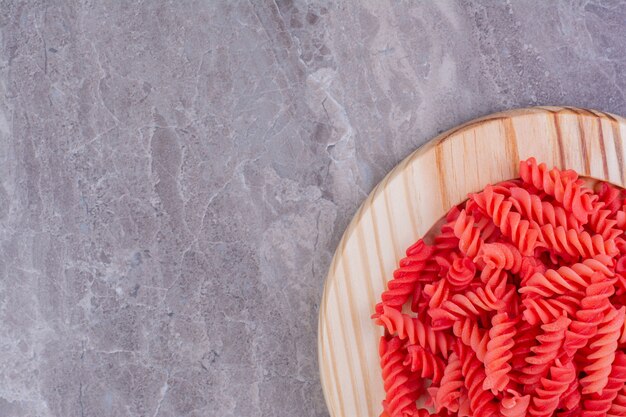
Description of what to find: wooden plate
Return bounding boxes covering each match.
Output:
[318,106,626,417]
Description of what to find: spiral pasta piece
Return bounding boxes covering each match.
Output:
[429,286,504,330]
[479,265,509,301]
[519,316,570,387]
[510,186,582,231]
[519,157,596,222]
[379,336,420,417]
[453,317,489,362]
[529,359,576,417]
[373,239,435,317]
[458,344,499,417]
[483,312,517,393]
[476,242,523,273]
[539,224,619,259]
[433,351,463,413]
[588,203,622,240]
[423,278,450,310]
[582,306,626,394]
[511,320,541,377]
[519,256,614,298]
[581,351,626,417]
[472,185,540,255]
[522,295,580,325]
[378,306,451,359]
[403,344,445,384]
[434,216,461,254]
[563,272,616,357]
[453,209,483,258]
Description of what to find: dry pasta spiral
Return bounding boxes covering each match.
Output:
[483,312,517,393]
[429,287,503,330]
[581,306,626,394]
[522,295,579,326]
[379,336,420,417]
[433,351,463,413]
[519,256,613,298]
[563,272,616,357]
[453,209,483,258]
[519,316,570,388]
[589,203,622,240]
[519,157,596,223]
[375,239,434,315]
[509,186,582,231]
[500,390,531,417]
[581,350,626,416]
[453,317,489,362]
[539,224,619,260]
[459,344,498,417]
[403,344,445,384]
[379,306,451,359]
[528,359,576,417]
[472,185,540,256]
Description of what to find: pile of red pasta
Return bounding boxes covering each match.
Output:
[373,158,626,417]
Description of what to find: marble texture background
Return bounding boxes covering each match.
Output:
[0,0,625,416]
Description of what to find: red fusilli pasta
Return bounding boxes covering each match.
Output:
[528,359,576,417]
[453,317,489,362]
[403,344,445,384]
[581,350,626,416]
[509,186,582,231]
[459,344,499,417]
[372,158,626,417]
[522,295,579,326]
[378,306,451,359]
[471,185,540,256]
[581,306,626,394]
[433,351,463,413]
[379,336,420,417]
[519,316,570,389]
[519,157,596,222]
[483,312,517,393]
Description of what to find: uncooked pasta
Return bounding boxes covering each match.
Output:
[373,158,626,417]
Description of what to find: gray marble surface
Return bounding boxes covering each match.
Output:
[0,0,625,416]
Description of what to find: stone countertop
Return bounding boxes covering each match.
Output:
[0,1,624,416]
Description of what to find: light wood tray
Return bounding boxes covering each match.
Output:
[318,107,626,417]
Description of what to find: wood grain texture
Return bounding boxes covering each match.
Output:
[317,106,626,417]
